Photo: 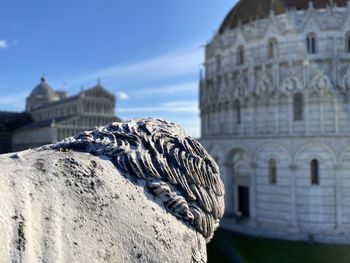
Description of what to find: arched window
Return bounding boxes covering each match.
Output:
[311,159,319,185]
[237,45,244,65]
[293,93,304,121]
[346,32,350,53]
[268,159,277,184]
[268,38,278,59]
[233,100,241,124]
[306,33,317,54]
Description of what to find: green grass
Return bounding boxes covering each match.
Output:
[207,229,350,263]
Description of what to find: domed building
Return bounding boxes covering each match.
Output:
[200,0,350,243]
[0,77,120,153]
[26,77,60,112]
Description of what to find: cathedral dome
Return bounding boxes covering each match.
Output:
[29,77,57,101]
[219,0,348,34]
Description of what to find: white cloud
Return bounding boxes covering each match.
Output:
[129,81,198,97]
[117,91,129,101]
[0,40,8,49]
[119,100,198,114]
[67,43,203,87]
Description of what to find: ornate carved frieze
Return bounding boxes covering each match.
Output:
[233,73,248,98]
[255,68,272,97]
[281,67,302,92]
[312,72,332,90]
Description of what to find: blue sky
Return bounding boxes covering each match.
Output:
[0,0,235,137]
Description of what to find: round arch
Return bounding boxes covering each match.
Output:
[253,142,292,163]
[225,147,251,166]
[293,143,337,164]
[339,144,350,162]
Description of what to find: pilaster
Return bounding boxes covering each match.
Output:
[321,97,325,134]
[305,97,310,135]
[250,162,257,226]
[289,163,298,230]
[275,99,279,135]
[288,98,293,135]
[334,163,343,232]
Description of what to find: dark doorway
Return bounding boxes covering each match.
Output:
[238,186,250,218]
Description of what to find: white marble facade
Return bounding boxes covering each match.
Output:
[200,2,350,243]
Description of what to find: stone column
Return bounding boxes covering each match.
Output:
[274,62,280,91]
[305,97,310,135]
[227,107,234,134]
[221,160,235,217]
[320,97,325,134]
[250,162,257,226]
[248,65,255,93]
[289,163,298,230]
[335,102,339,135]
[252,104,257,136]
[288,98,293,135]
[334,163,343,232]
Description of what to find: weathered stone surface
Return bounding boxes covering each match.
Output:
[0,119,224,262]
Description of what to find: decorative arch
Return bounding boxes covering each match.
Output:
[235,75,248,97]
[294,143,337,164]
[257,79,270,95]
[282,77,301,92]
[300,8,321,33]
[253,143,292,163]
[225,148,250,166]
[339,145,350,164]
[312,73,332,90]
[234,161,251,177]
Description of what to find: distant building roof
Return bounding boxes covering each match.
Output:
[0,112,32,132]
[31,82,115,111]
[29,77,57,101]
[14,115,75,132]
[32,95,80,111]
[218,0,348,34]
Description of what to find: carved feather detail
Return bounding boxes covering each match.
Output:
[53,118,225,241]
